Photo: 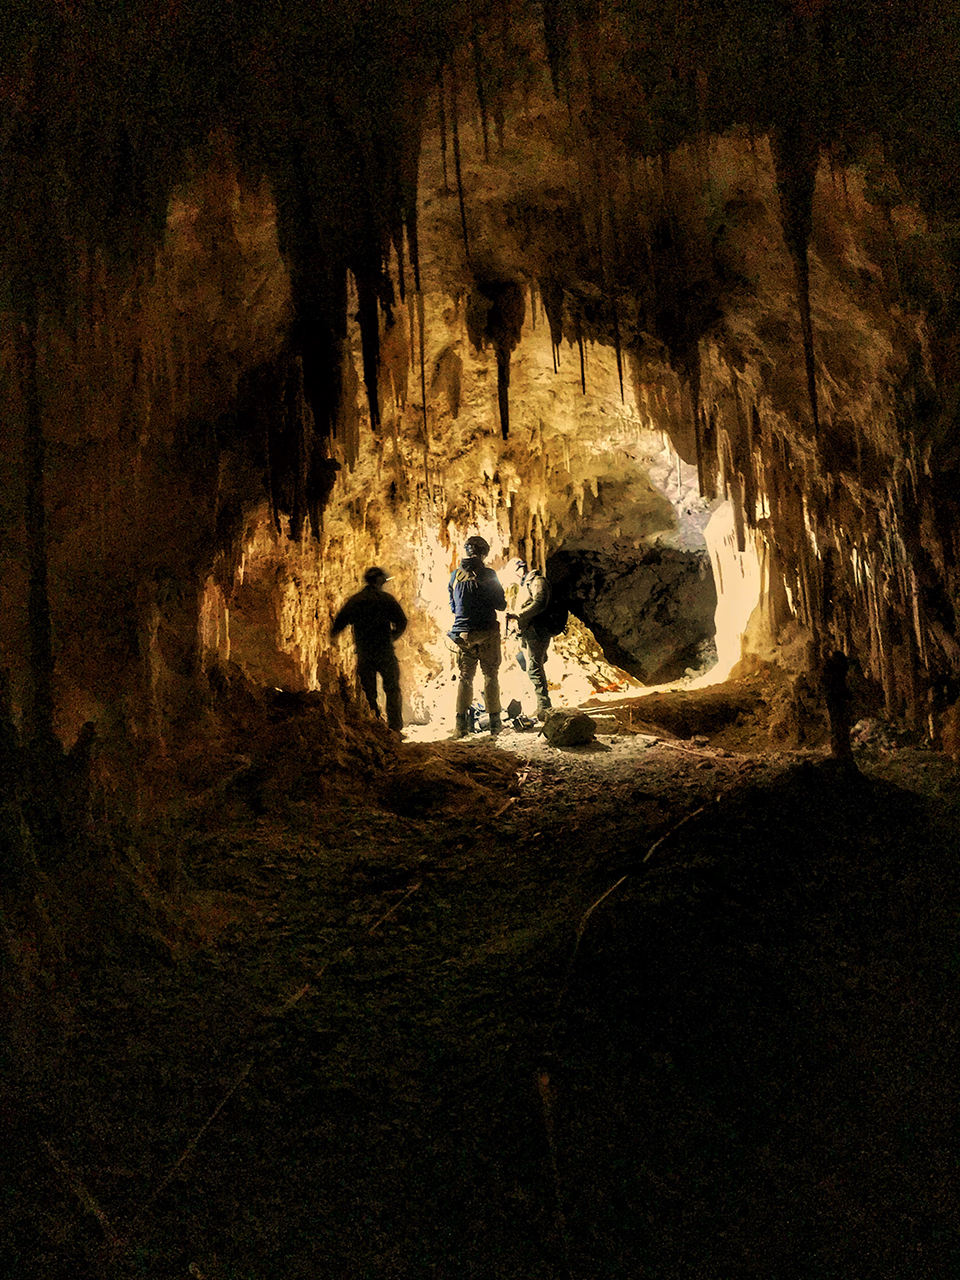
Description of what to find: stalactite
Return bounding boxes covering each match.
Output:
[910,565,927,666]
[689,366,706,500]
[493,7,507,153]
[438,66,450,195]
[605,187,625,402]
[540,276,564,373]
[450,64,470,264]
[467,277,524,441]
[471,26,490,163]
[877,566,899,715]
[725,443,746,553]
[417,288,429,490]
[866,566,882,690]
[771,119,821,434]
[353,268,382,433]
[389,411,409,504]
[797,529,816,638]
[523,508,534,569]
[393,223,407,305]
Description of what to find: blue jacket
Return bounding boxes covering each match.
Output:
[448,557,506,634]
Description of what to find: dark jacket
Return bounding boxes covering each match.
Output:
[514,570,551,634]
[448,557,507,634]
[332,585,407,655]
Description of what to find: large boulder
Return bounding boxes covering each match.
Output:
[541,707,598,746]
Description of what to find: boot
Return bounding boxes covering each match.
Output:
[450,713,469,740]
[488,712,502,737]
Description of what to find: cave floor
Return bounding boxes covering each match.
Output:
[6,686,960,1279]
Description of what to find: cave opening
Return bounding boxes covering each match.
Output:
[226,439,764,740]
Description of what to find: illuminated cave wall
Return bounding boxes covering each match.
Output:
[2,2,960,749]
[232,100,934,724]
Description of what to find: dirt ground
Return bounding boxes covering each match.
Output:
[3,674,960,1278]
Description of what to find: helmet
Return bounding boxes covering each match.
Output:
[464,535,490,557]
[364,566,389,586]
[508,557,527,577]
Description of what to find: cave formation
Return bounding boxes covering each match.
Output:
[3,2,960,1274]
[3,0,959,754]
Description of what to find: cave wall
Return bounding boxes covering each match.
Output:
[0,148,291,746]
[284,87,943,719]
[3,2,960,752]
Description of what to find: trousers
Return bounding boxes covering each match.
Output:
[518,628,552,711]
[357,647,403,730]
[453,629,502,717]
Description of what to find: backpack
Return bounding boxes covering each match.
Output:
[450,564,483,628]
[451,563,480,612]
[538,594,569,637]
[450,558,503,630]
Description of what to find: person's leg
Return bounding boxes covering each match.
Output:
[523,633,552,714]
[455,640,480,715]
[356,655,380,716]
[477,630,502,726]
[380,650,403,731]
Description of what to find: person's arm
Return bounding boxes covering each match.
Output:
[390,597,408,640]
[488,571,507,612]
[331,600,352,637]
[516,576,550,630]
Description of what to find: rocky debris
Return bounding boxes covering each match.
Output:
[541,706,598,746]
[585,711,619,734]
[7,673,959,1280]
[851,716,938,754]
[379,755,490,817]
[378,739,521,818]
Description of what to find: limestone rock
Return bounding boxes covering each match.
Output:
[541,707,597,746]
[586,713,619,735]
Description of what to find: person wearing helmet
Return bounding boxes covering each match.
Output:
[331,567,407,732]
[448,535,507,738]
[505,556,553,719]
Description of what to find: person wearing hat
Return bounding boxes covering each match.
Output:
[331,567,407,732]
[448,535,507,738]
[505,556,553,719]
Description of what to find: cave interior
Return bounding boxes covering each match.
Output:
[3,2,960,1276]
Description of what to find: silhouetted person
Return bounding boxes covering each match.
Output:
[448,535,506,738]
[506,556,553,719]
[332,567,407,732]
[822,648,856,770]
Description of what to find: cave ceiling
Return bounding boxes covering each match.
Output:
[3,0,960,735]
